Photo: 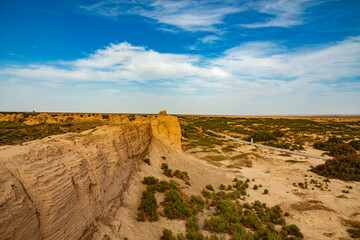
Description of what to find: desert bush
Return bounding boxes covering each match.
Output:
[245,132,278,142]
[310,154,360,181]
[128,114,135,121]
[185,231,206,240]
[263,189,269,194]
[281,224,303,239]
[328,144,356,156]
[347,228,360,239]
[173,169,190,181]
[137,189,158,221]
[206,184,214,191]
[202,189,212,199]
[186,216,199,231]
[313,137,344,152]
[190,195,205,212]
[142,176,158,185]
[161,229,176,240]
[349,140,360,150]
[144,158,151,165]
[163,189,194,219]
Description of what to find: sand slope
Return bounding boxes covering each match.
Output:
[95,140,359,240]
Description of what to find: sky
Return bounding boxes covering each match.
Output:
[0,0,360,115]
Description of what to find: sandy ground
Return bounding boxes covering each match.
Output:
[94,139,360,240]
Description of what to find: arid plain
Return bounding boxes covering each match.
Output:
[0,112,359,240]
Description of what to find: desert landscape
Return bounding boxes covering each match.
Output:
[0,111,359,240]
[1,1,360,239]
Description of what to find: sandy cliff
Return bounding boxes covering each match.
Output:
[151,111,182,151]
[0,113,182,240]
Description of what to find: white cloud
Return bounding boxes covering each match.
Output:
[80,0,322,33]
[1,36,359,100]
[241,0,318,28]
[213,36,360,85]
[80,0,242,32]
[200,35,221,44]
[0,42,231,85]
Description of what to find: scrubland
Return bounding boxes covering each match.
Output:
[1,113,359,239]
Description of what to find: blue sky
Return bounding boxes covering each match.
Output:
[1,0,360,115]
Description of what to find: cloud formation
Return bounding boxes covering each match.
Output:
[241,0,317,28]
[81,0,241,32]
[1,36,359,97]
[80,0,321,32]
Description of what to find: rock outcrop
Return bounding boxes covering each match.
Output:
[0,113,181,240]
[151,111,182,151]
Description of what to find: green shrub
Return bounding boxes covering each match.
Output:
[163,189,194,219]
[190,195,205,212]
[142,176,158,185]
[144,158,151,165]
[313,137,343,150]
[186,216,199,231]
[281,224,304,239]
[202,189,212,199]
[161,229,176,240]
[328,144,357,156]
[347,228,360,239]
[219,184,226,190]
[137,190,158,221]
[253,185,258,190]
[162,163,169,170]
[206,184,214,191]
[185,231,205,240]
[245,132,278,142]
[176,233,185,240]
[263,189,269,194]
[310,154,360,181]
[349,140,360,150]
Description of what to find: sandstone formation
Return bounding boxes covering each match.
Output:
[151,111,182,151]
[0,113,182,240]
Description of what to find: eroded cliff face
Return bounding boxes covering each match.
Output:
[151,112,182,151]
[0,114,181,240]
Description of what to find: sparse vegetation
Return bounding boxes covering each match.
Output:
[138,164,303,239]
[180,116,360,158]
[144,158,151,165]
[311,154,360,181]
[347,228,360,238]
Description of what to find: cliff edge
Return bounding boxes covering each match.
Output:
[0,113,181,240]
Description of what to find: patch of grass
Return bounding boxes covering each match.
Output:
[231,153,251,160]
[205,155,227,161]
[221,145,236,152]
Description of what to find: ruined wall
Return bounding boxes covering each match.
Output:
[0,122,153,240]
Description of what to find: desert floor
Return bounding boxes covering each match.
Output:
[94,139,360,240]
